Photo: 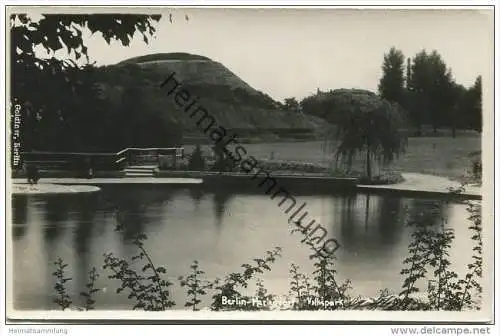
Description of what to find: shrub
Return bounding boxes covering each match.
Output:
[210,247,282,311]
[101,220,175,311]
[358,171,405,185]
[257,160,329,174]
[188,145,206,171]
[470,155,482,184]
[457,151,482,186]
[178,260,213,311]
[52,258,72,310]
[158,155,174,170]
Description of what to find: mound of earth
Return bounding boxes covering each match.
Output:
[94,52,329,138]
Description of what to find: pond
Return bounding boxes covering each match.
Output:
[11,185,476,310]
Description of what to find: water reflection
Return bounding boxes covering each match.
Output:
[373,196,446,246]
[377,196,404,245]
[189,187,204,208]
[338,194,408,253]
[42,195,70,242]
[339,194,356,243]
[73,194,98,303]
[10,185,466,310]
[213,190,231,231]
[12,195,28,240]
[111,187,176,241]
[364,193,371,229]
[40,195,73,306]
[74,194,97,254]
[406,199,448,229]
[115,202,148,241]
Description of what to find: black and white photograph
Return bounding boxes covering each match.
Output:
[4,5,495,322]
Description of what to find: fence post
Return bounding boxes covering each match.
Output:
[172,150,177,169]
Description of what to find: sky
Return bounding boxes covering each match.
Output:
[35,8,494,101]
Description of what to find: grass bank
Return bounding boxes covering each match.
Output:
[184,135,481,181]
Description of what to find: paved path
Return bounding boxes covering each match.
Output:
[357,173,481,199]
[11,177,203,185]
[12,183,100,195]
[11,173,482,199]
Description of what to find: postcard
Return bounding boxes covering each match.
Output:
[4,5,495,323]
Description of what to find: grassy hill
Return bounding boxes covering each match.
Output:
[95,52,329,140]
[119,52,254,91]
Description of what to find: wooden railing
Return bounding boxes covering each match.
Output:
[19,147,184,171]
[115,147,184,167]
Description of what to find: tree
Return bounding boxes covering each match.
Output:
[300,89,353,125]
[406,57,412,89]
[330,90,408,180]
[188,145,206,171]
[10,14,162,152]
[283,97,300,112]
[120,84,146,147]
[59,66,111,151]
[469,76,482,132]
[300,95,323,118]
[407,50,454,133]
[378,47,406,106]
[448,75,482,134]
[448,82,467,138]
[211,144,234,172]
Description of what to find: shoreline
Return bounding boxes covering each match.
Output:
[10,172,481,200]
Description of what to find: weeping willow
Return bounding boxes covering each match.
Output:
[332,91,408,179]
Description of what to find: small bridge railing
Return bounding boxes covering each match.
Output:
[115,147,184,167]
[19,147,184,171]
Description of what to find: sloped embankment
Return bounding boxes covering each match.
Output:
[104,52,329,136]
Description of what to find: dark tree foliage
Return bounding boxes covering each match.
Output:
[11,13,161,109]
[378,48,482,136]
[378,47,406,107]
[9,13,184,152]
[301,89,407,179]
[300,90,344,124]
[331,90,408,179]
[407,50,455,133]
[301,89,383,126]
[302,46,483,137]
[188,144,206,171]
[448,82,467,138]
[283,97,300,112]
[211,144,235,172]
[468,76,482,132]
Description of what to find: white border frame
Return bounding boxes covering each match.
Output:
[1,0,497,327]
